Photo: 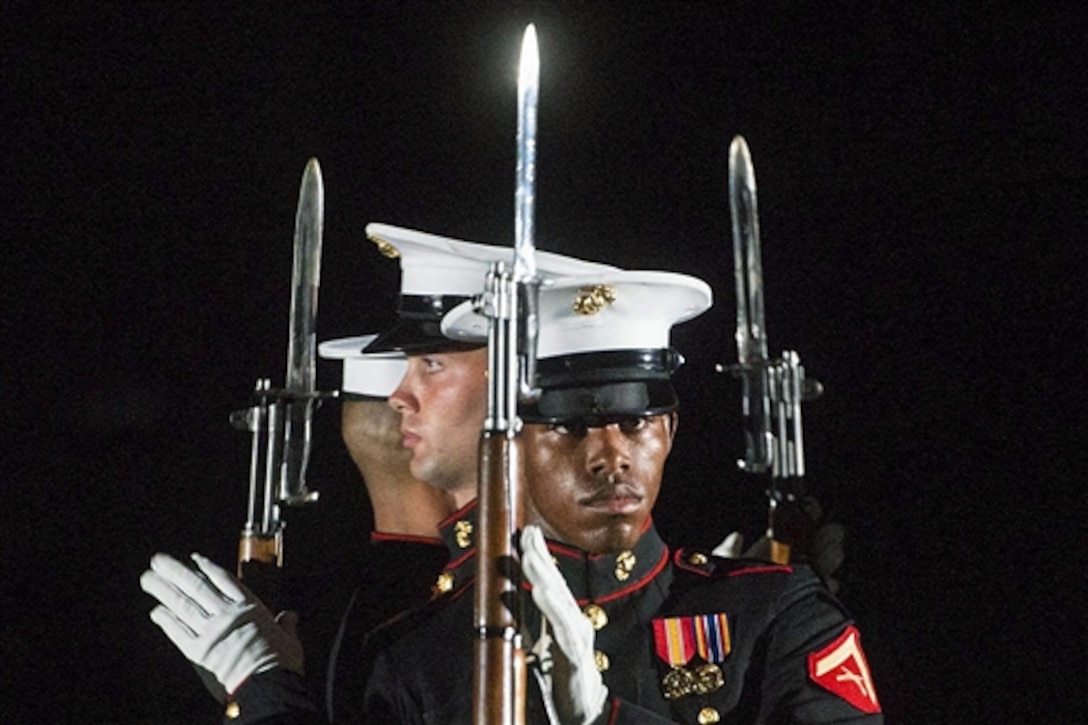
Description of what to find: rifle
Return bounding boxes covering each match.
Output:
[471,24,540,725]
[229,159,332,590]
[726,136,823,564]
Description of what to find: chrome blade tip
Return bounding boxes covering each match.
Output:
[519,24,539,82]
[302,157,323,187]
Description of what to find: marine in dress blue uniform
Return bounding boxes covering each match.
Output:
[359,270,882,723]
[220,225,617,723]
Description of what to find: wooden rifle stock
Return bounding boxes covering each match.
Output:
[473,431,527,725]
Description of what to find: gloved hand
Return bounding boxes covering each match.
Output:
[520,525,608,725]
[712,495,846,595]
[139,552,304,698]
[712,531,748,558]
[712,531,775,560]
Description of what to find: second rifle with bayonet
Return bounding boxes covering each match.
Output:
[726,135,823,565]
[230,158,333,592]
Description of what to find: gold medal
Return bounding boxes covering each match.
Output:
[662,666,696,700]
[693,663,724,695]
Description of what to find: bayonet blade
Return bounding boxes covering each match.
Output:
[729,136,769,366]
[515,24,541,401]
[729,136,772,473]
[514,23,539,282]
[286,158,324,393]
[280,158,323,504]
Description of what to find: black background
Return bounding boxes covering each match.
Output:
[4,3,1085,723]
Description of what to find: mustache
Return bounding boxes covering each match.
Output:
[580,477,643,505]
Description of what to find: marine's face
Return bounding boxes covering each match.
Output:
[387,347,488,503]
[521,412,676,554]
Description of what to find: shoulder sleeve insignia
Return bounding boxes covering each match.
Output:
[807,625,881,714]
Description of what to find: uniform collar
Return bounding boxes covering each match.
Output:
[432,500,481,599]
[540,521,669,606]
[434,501,669,606]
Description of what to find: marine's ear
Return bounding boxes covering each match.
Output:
[665,411,679,447]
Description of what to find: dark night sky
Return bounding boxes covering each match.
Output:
[4,3,1085,722]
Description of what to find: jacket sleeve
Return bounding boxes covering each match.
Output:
[757,574,883,723]
[223,668,325,725]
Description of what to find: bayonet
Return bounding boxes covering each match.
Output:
[730,136,773,473]
[281,157,324,505]
[515,24,541,403]
[233,158,326,579]
[726,136,822,563]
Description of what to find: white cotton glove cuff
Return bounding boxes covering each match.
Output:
[521,525,609,725]
[140,553,304,696]
[712,531,745,558]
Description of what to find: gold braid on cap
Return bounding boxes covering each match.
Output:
[368,234,400,259]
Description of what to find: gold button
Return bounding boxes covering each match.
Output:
[594,650,610,672]
[688,552,708,566]
[434,572,454,594]
[614,550,636,581]
[225,701,240,719]
[583,604,608,631]
[697,706,721,724]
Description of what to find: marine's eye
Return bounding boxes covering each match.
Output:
[419,356,443,373]
[550,420,588,438]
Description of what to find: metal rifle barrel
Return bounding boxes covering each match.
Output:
[235,380,284,576]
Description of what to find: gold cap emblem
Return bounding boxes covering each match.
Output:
[572,284,617,315]
[614,550,636,581]
[368,234,400,259]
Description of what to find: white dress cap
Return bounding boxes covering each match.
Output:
[363,222,618,353]
[318,335,407,398]
[441,269,713,359]
[366,222,617,296]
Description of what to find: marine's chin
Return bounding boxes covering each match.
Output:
[578,516,646,555]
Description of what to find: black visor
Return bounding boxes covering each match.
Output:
[363,294,476,354]
[520,348,683,424]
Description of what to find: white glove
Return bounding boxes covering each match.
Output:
[520,525,608,725]
[139,552,304,697]
[712,531,745,558]
[712,531,773,560]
